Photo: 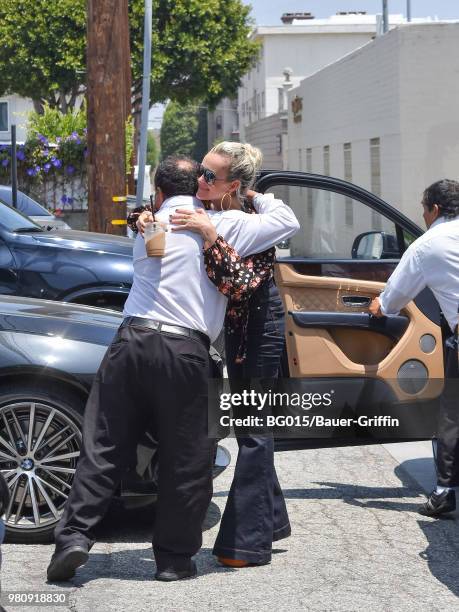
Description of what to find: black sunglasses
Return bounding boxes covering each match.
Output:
[198,164,227,186]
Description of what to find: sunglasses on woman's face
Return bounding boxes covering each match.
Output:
[198,164,227,186]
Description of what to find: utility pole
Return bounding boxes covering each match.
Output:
[382,0,389,33]
[407,0,412,22]
[87,0,129,234]
[136,0,153,207]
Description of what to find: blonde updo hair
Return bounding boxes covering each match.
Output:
[209,141,263,198]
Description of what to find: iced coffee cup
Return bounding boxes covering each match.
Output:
[144,221,166,257]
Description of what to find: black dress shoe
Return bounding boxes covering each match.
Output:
[47,545,89,582]
[418,489,456,517]
[155,560,197,582]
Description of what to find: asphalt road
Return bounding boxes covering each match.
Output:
[2,439,459,612]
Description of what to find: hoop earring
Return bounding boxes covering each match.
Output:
[220,192,232,211]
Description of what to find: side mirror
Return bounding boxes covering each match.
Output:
[352,231,399,259]
[276,238,290,250]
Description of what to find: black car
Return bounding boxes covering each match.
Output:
[0,296,230,543]
[0,200,133,310]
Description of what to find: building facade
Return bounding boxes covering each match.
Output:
[0,94,34,143]
[286,22,459,226]
[237,12,423,144]
[207,98,239,149]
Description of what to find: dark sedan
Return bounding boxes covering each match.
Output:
[0,200,133,310]
[0,295,230,543]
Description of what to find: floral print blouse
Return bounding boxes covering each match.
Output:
[127,204,276,363]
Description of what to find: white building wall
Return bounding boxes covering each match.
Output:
[288,23,459,226]
[287,28,405,220]
[245,113,284,170]
[398,24,459,219]
[207,97,239,149]
[0,95,33,142]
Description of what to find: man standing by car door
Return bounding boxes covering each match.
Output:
[369,179,459,517]
[46,155,299,582]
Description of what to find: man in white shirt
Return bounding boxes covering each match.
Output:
[370,179,459,517]
[47,156,299,582]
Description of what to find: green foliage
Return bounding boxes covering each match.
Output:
[147,131,159,168]
[0,0,259,111]
[27,104,86,141]
[160,102,199,160]
[125,117,135,175]
[0,0,86,111]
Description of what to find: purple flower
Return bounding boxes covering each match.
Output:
[65,164,75,175]
[26,167,36,176]
[67,196,74,204]
[43,149,49,157]
[51,157,62,168]
[43,162,51,173]
[61,195,68,204]
[37,133,48,145]
[56,137,62,144]
[16,149,25,161]
[1,158,9,167]
[34,165,42,173]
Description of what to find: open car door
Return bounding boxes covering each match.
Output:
[255,172,444,450]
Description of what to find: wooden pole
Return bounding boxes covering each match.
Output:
[87,0,129,234]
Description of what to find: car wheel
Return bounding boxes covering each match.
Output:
[0,383,84,544]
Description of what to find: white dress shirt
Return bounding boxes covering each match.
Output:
[123,193,299,341]
[379,216,459,332]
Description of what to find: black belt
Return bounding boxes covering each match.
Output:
[121,316,210,349]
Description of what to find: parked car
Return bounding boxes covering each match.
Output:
[0,295,230,543]
[0,186,71,231]
[0,200,133,310]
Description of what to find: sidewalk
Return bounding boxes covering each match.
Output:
[2,440,459,611]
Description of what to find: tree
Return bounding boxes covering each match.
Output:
[160,102,198,160]
[147,131,160,168]
[0,0,86,114]
[0,0,259,113]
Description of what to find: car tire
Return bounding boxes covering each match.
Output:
[0,383,84,544]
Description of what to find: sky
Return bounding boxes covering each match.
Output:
[248,0,459,25]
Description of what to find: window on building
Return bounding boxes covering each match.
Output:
[298,148,302,171]
[261,91,265,110]
[323,146,331,222]
[343,143,353,227]
[0,102,8,132]
[276,134,282,154]
[257,94,261,119]
[306,148,313,218]
[370,138,382,229]
[323,145,330,176]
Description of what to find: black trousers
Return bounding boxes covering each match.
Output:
[436,328,459,487]
[213,279,291,564]
[54,321,215,571]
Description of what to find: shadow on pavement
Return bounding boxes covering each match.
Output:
[418,519,459,598]
[67,547,238,585]
[93,500,221,544]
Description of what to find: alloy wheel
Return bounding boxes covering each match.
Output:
[0,400,81,531]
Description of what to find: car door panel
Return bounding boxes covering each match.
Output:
[276,265,443,394]
[252,173,443,449]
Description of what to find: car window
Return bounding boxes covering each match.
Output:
[266,185,399,259]
[0,201,41,232]
[0,187,50,216]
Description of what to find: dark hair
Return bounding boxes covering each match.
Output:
[422,179,459,219]
[154,155,198,198]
